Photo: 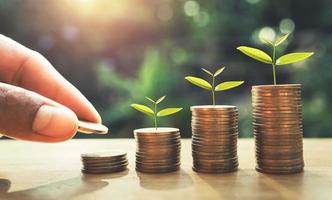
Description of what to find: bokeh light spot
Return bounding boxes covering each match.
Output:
[62,25,79,42]
[258,26,276,42]
[280,18,295,34]
[246,0,261,4]
[194,11,210,27]
[184,1,200,17]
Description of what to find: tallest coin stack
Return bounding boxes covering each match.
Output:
[252,84,304,174]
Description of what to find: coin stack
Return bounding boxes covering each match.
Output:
[134,128,181,173]
[252,84,304,174]
[191,105,239,173]
[81,151,128,174]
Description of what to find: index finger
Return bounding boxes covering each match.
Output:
[0,34,101,123]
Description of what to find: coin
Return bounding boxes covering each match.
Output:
[255,166,303,175]
[192,166,238,173]
[136,157,179,164]
[136,166,179,173]
[82,167,127,174]
[83,161,129,170]
[192,131,239,136]
[81,151,128,174]
[134,127,181,173]
[82,160,128,168]
[82,151,125,158]
[135,136,181,143]
[255,140,302,146]
[191,105,238,173]
[192,126,239,132]
[78,120,108,134]
[252,84,304,174]
[192,139,237,146]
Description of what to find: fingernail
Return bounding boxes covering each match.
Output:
[33,105,78,138]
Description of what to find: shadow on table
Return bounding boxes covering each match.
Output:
[0,170,129,200]
[255,170,305,199]
[195,168,307,199]
[194,168,241,199]
[137,169,193,190]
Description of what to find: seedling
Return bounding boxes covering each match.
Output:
[185,67,244,105]
[131,96,182,129]
[237,33,314,85]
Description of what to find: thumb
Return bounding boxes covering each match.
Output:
[0,82,78,142]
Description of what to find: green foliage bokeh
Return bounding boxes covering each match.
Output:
[0,0,330,137]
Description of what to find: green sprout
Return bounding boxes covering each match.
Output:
[185,67,244,105]
[237,33,314,85]
[131,96,182,129]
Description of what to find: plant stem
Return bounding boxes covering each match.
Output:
[154,103,157,130]
[212,76,215,105]
[272,45,277,85]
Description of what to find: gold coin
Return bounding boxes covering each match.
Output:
[136,166,179,173]
[82,166,127,174]
[78,120,108,134]
[191,105,237,111]
[252,84,301,90]
[192,166,238,173]
[255,166,303,175]
[81,151,126,159]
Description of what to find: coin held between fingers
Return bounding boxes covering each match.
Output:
[77,120,108,134]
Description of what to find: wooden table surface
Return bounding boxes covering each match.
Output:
[0,139,331,200]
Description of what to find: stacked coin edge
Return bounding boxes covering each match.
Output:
[81,151,128,174]
[191,105,239,173]
[134,128,181,173]
[252,84,304,174]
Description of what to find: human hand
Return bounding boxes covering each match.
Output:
[0,34,101,142]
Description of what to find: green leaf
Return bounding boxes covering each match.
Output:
[215,81,244,91]
[130,104,154,116]
[157,108,183,117]
[201,68,213,76]
[145,96,155,103]
[236,46,272,64]
[276,52,314,65]
[275,34,289,46]
[214,67,225,77]
[156,95,166,104]
[185,76,212,90]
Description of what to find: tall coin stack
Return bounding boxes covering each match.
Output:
[191,105,239,173]
[134,128,181,173]
[252,84,304,174]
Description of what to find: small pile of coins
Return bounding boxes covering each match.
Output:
[134,128,181,173]
[81,151,128,174]
[252,84,304,174]
[191,105,239,173]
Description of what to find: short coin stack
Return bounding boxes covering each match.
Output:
[252,84,304,174]
[81,151,128,174]
[191,105,239,173]
[134,128,181,173]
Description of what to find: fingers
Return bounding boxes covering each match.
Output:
[0,82,78,142]
[0,34,101,123]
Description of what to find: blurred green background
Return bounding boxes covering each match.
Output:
[0,0,330,138]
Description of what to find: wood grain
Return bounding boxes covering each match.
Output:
[0,139,331,200]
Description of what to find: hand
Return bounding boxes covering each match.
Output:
[0,34,101,142]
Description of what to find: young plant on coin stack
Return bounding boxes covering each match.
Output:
[131,96,183,173]
[185,67,244,173]
[237,33,314,174]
